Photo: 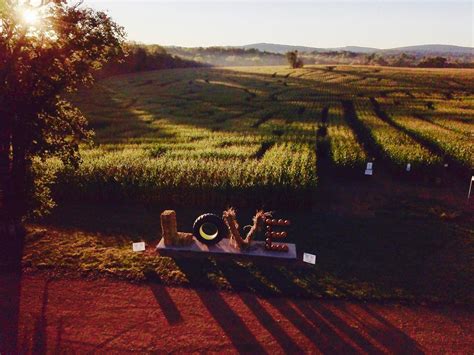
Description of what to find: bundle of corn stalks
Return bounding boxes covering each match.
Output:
[222,207,272,250]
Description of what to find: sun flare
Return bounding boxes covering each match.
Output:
[21,8,39,25]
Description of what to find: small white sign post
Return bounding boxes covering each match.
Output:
[468,176,474,200]
[303,253,316,265]
[365,162,374,176]
[132,242,146,252]
[406,163,411,172]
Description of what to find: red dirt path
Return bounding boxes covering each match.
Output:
[1,273,473,354]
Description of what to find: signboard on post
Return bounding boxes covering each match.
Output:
[303,253,316,265]
[133,242,146,252]
[365,162,374,176]
[468,176,474,200]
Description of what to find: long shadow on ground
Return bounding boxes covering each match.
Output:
[173,258,424,353]
[173,258,267,353]
[0,233,24,353]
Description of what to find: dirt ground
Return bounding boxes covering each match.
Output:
[1,272,472,354]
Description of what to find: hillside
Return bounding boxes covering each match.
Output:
[382,44,474,55]
[241,42,473,55]
[241,43,324,53]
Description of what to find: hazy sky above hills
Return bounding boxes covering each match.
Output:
[85,1,473,48]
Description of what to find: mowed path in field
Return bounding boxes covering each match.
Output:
[1,273,472,353]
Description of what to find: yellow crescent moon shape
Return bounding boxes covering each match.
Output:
[199,224,219,240]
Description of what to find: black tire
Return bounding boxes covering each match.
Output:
[193,213,227,246]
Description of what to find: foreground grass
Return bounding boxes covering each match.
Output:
[24,181,474,304]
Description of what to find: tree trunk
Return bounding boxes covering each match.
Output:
[0,115,22,240]
[0,121,11,236]
[12,128,28,223]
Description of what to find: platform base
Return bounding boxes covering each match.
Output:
[156,237,297,260]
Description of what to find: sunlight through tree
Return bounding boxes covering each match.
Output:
[0,0,125,237]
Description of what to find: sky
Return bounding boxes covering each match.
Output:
[84,1,473,49]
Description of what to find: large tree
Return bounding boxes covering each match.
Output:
[0,0,125,237]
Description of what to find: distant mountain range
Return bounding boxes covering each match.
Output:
[241,43,474,55]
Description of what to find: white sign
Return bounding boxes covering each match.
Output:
[366,162,373,170]
[303,253,316,265]
[444,163,449,168]
[365,169,373,176]
[406,163,411,172]
[132,242,146,252]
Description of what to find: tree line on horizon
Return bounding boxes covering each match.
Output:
[94,44,474,76]
[97,43,206,78]
[165,46,474,69]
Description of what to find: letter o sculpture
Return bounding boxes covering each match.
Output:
[193,213,227,246]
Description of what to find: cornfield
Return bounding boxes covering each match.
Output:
[51,65,473,206]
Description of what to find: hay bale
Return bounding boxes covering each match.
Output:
[176,232,194,246]
[161,210,178,246]
[161,210,194,246]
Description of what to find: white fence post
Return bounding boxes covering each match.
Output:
[468,176,474,200]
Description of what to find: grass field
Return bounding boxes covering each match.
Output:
[28,65,474,303]
[50,65,474,207]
